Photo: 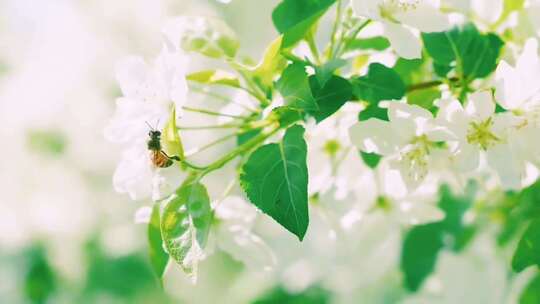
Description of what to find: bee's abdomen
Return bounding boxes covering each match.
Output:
[150,151,173,168]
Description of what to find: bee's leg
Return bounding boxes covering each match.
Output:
[162,151,181,161]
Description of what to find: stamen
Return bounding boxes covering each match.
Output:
[466,117,500,150]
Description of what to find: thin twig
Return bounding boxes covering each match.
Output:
[182,106,249,119]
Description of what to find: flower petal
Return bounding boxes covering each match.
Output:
[455,143,480,172]
[349,119,400,156]
[465,91,495,120]
[487,144,523,190]
[383,22,422,59]
[115,56,149,98]
[472,0,503,24]
[394,3,451,32]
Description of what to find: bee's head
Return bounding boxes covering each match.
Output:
[149,130,161,138]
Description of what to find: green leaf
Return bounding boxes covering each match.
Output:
[272,0,336,48]
[401,224,444,292]
[271,106,304,128]
[187,70,241,88]
[277,63,318,111]
[407,88,441,113]
[252,37,288,90]
[314,58,347,87]
[162,108,184,160]
[401,183,477,291]
[240,125,309,240]
[360,151,382,169]
[23,246,57,304]
[520,273,540,304]
[512,219,540,272]
[252,285,331,304]
[307,74,352,122]
[393,57,425,86]
[161,182,212,276]
[351,63,405,103]
[148,203,169,279]
[422,23,504,80]
[358,103,388,121]
[345,36,391,52]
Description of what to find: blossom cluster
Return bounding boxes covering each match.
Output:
[351,38,540,192]
[103,0,540,297]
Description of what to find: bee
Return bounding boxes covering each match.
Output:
[147,123,180,168]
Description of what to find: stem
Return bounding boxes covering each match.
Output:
[185,133,239,157]
[190,87,259,113]
[228,61,269,107]
[199,125,280,178]
[335,19,371,57]
[182,106,249,119]
[306,30,321,64]
[182,160,207,171]
[407,77,459,92]
[178,123,244,130]
[328,0,343,60]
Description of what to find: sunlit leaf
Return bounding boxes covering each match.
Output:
[252,37,288,90]
[161,182,212,277]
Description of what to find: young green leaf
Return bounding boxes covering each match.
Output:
[240,125,309,241]
[277,63,318,112]
[148,203,169,279]
[422,24,504,80]
[512,219,540,272]
[252,37,288,90]
[162,108,184,160]
[307,74,352,122]
[160,182,212,277]
[272,0,336,48]
[187,70,241,88]
[351,63,405,104]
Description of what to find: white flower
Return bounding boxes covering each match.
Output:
[436,92,524,190]
[105,49,188,200]
[352,0,451,59]
[442,0,504,25]
[210,196,276,271]
[349,102,450,191]
[105,49,188,146]
[496,38,540,114]
[495,38,540,164]
[306,104,364,200]
[341,161,444,230]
